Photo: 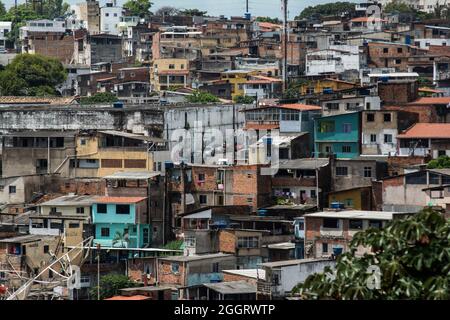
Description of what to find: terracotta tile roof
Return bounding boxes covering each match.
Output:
[351,17,386,22]
[104,295,150,300]
[408,97,450,105]
[280,103,322,111]
[95,196,147,204]
[398,123,450,139]
[246,79,272,84]
[258,22,282,29]
[252,75,282,83]
[244,124,280,130]
[157,70,189,75]
[418,87,445,94]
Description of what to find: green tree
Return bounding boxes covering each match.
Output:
[295,2,355,20]
[255,16,282,24]
[0,1,6,17]
[293,209,450,299]
[186,90,220,103]
[79,92,119,104]
[0,53,66,96]
[164,240,184,250]
[89,274,136,300]
[42,0,70,19]
[383,1,416,14]
[179,8,208,16]
[123,0,153,18]
[233,95,256,104]
[112,231,129,248]
[427,156,450,169]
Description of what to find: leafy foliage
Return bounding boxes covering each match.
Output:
[123,0,153,18]
[256,16,282,24]
[186,90,220,103]
[0,1,6,17]
[79,92,119,104]
[89,274,137,300]
[179,8,208,16]
[427,156,450,169]
[164,240,184,250]
[112,231,129,248]
[383,1,416,14]
[0,53,66,96]
[233,95,256,104]
[293,209,450,299]
[295,2,355,20]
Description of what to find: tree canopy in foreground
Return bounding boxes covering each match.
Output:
[293,209,450,299]
[0,53,66,96]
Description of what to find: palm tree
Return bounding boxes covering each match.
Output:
[112,231,129,248]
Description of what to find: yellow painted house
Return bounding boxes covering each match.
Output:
[299,78,358,95]
[150,58,190,92]
[71,130,163,178]
[327,186,372,211]
[221,69,257,99]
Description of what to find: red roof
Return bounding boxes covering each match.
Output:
[244,124,280,130]
[157,70,189,75]
[96,197,147,204]
[398,123,450,139]
[418,87,445,94]
[280,103,322,111]
[105,295,150,300]
[351,17,386,22]
[408,97,450,105]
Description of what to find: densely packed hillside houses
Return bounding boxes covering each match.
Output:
[0,0,449,301]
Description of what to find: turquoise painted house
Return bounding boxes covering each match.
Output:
[92,196,150,248]
[314,111,361,159]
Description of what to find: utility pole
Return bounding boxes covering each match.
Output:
[96,243,101,300]
[282,0,288,93]
[246,0,249,13]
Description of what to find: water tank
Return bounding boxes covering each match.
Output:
[164,161,174,169]
[257,209,268,216]
[330,202,345,209]
[333,247,343,256]
[113,101,124,108]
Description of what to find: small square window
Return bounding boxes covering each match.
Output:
[43,245,49,254]
[101,228,110,237]
[198,173,205,181]
[370,134,377,143]
[383,48,388,53]
[9,186,16,194]
[342,145,352,153]
[364,166,372,178]
[199,195,207,204]
[336,167,348,176]
[97,204,107,214]
[383,113,392,122]
[76,207,85,214]
[366,113,375,122]
[171,263,180,273]
[384,134,393,143]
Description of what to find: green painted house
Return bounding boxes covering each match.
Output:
[314,111,361,159]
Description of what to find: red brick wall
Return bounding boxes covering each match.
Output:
[157,261,185,286]
[223,273,257,284]
[218,230,236,254]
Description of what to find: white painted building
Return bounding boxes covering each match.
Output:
[379,0,450,13]
[258,259,336,298]
[100,1,124,35]
[19,19,67,40]
[0,21,12,49]
[306,45,360,76]
[414,38,450,49]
